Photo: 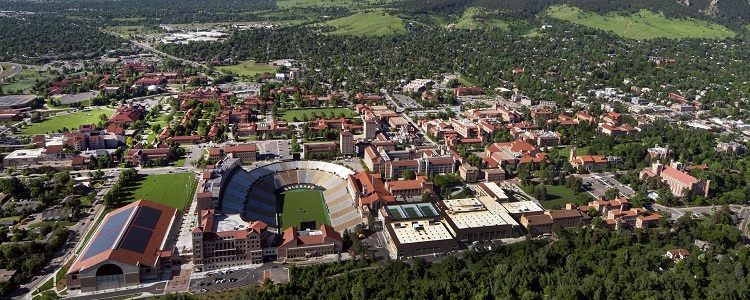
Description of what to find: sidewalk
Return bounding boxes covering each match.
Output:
[66,281,166,298]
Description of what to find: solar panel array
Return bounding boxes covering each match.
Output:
[81,207,136,260]
[120,226,154,253]
[117,206,163,254]
[80,204,168,262]
[132,206,162,229]
[97,208,135,237]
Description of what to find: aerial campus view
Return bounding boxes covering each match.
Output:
[2,0,750,299]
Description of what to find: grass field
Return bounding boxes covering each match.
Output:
[548,5,735,40]
[277,189,330,231]
[123,173,196,209]
[454,7,509,31]
[280,108,356,121]
[277,0,388,8]
[106,25,165,37]
[323,10,405,36]
[19,108,114,135]
[527,185,593,209]
[1,68,56,93]
[218,60,276,77]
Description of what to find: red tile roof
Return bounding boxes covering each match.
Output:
[661,166,698,184]
[523,214,553,225]
[68,200,178,275]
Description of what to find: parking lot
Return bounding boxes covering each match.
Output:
[255,139,291,160]
[577,172,635,199]
[393,94,422,109]
[189,266,268,294]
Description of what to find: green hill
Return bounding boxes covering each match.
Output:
[323,10,405,36]
[548,5,735,40]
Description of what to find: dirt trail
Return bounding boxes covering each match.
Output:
[624,21,632,35]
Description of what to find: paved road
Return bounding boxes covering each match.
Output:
[133,42,211,71]
[382,89,436,145]
[0,62,22,81]
[737,206,750,238]
[70,282,167,300]
[650,203,743,221]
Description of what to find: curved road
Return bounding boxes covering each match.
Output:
[132,42,213,71]
[0,62,22,81]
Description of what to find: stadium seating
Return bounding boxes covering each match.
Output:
[221,161,360,232]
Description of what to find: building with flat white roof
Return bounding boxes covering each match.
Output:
[475,182,510,201]
[3,149,45,167]
[439,198,519,241]
[389,219,454,245]
[403,79,434,93]
[379,203,458,258]
[501,201,545,218]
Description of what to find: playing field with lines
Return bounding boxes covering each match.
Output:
[277,189,331,231]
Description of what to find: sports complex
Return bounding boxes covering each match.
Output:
[219,160,361,232]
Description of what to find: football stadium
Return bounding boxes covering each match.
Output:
[219,161,361,232]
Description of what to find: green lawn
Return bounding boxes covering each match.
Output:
[172,156,187,167]
[280,108,356,122]
[0,216,20,221]
[548,5,735,40]
[526,185,593,210]
[558,146,591,158]
[19,108,114,135]
[55,266,69,282]
[457,76,477,88]
[236,136,258,142]
[277,189,330,231]
[35,278,53,294]
[123,173,196,210]
[323,10,405,36]
[218,60,276,77]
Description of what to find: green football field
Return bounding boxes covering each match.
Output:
[277,189,330,231]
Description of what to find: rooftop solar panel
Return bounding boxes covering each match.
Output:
[132,206,162,230]
[97,207,135,237]
[119,226,153,254]
[81,231,119,260]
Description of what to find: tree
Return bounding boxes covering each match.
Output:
[402,169,416,180]
[605,188,620,200]
[533,184,547,201]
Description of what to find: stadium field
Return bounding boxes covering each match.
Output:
[277,189,331,231]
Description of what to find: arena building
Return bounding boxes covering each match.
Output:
[66,200,178,292]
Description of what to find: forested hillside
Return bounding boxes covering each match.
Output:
[0,17,126,62]
[393,0,750,29]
